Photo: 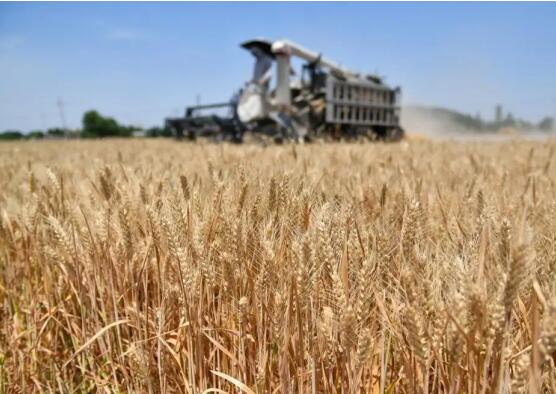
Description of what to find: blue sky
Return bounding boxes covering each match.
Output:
[1,2,555,131]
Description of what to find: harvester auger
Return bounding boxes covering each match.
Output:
[165,38,404,143]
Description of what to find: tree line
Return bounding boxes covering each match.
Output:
[0,110,173,141]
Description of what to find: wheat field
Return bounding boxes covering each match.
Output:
[1,138,556,393]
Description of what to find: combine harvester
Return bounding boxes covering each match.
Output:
[166,38,404,142]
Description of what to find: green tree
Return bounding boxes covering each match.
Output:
[146,126,173,138]
[82,110,119,138]
[538,117,554,131]
[81,110,136,138]
[47,128,67,138]
[28,130,44,139]
[119,125,137,137]
[0,130,24,140]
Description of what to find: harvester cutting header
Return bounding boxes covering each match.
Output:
[166,38,404,142]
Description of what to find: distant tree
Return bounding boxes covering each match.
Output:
[538,117,554,131]
[0,130,24,140]
[82,111,119,138]
[120,125,141,137]
[66,130,81,139]
[146,126,173,138]
[47,128,67,138]
[28,130,44,139]
[81,110,137,138]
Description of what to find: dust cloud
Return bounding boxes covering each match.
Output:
[401,106,480,137]
[400,105,556,141]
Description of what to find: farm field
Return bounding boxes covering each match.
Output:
[1,138,556,393]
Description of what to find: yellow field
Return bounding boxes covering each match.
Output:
[1,138,556,393]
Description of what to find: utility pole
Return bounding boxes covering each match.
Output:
[57,97,67,136]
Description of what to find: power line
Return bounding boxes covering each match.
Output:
[57,97,67,131]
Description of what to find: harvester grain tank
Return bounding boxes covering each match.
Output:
[165,38,404,142]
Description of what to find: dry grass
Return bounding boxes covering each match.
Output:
[1,138,556,393]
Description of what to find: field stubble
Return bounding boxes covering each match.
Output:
[1,138,556,393]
